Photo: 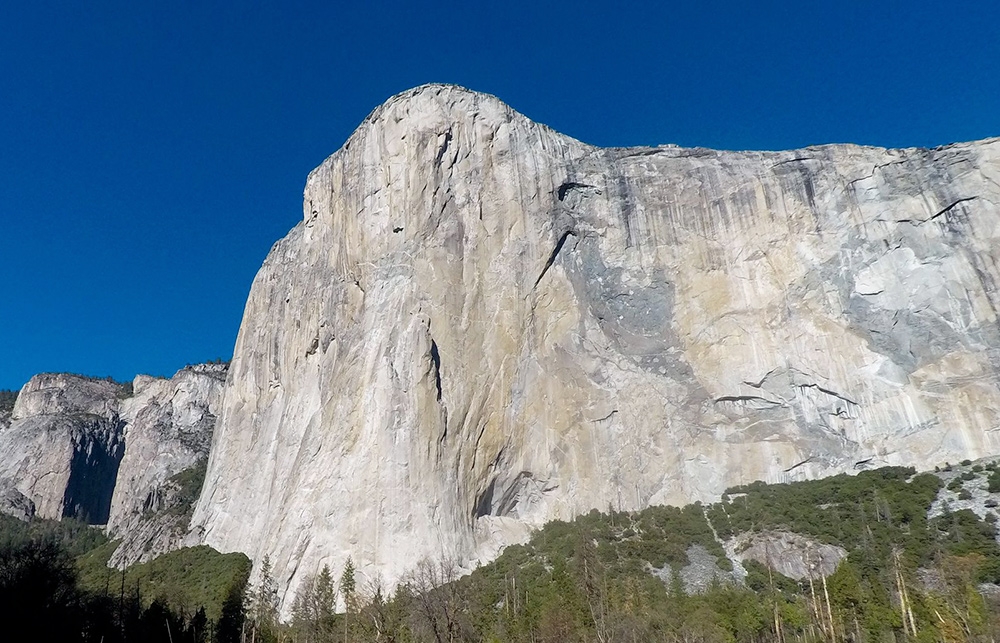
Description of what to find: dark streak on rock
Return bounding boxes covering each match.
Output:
[784,457,813,472]
[557,182,594,201]
[430,340,442,402]
[533,230,576,288]
[772,157,814,168]
[926,197,978,223]
[797,383,859,407]
[434,130,453,168]
[714,395,786,410]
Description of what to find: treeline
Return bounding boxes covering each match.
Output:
[0,515,249,642]
[263,465,1000,643]
[7,463,1000,642]
[0,389,16,413]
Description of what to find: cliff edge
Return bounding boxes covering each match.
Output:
[190,84,1000,608]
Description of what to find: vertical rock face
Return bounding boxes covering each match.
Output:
[191,84,1000,608]
[106,363,228,566]
[0,365,224,551]
[0,373,126,522]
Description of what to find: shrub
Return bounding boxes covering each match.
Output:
[988,469,1000,493]
[0,389,17,414]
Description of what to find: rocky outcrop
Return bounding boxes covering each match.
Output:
[0,374,126,522]
[650,545,743,594]
[106,363,227,566]
[190,84,1000,609]
[0,364,224,558]
[729,531,847,581]
[0,483,35,521]
[927,457,1000,521]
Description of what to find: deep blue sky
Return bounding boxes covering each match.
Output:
[1,1,997,391]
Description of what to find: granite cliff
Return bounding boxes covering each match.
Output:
[0,365,225,565]
[107,363,227,566]
[180,83,998,608]
[0,373,126,523]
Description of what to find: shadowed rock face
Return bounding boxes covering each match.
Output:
[0,366,225,544]
[0,373,125,522]
[189,84,1000,610]
[62,415,126,524]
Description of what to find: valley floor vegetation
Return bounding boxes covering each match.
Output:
[5,463,1000,642]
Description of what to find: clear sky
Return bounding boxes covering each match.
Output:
[1,1,997,391]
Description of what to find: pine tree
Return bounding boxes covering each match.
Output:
[247,555,279,643]
[340,557,357,642]
[291,575,317,643]
[340,557,356,607]
[314,565,336,642]
[216,580,246,643]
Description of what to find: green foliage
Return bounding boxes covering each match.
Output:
[165,458,209,518]
[1,524,234,642]
[339,555,356,628]
[78,544,250,622]
[740,559,797,595]
[0,513,109,556]
[0,389,17,413]
[291,564,338,642]
[16,463,1000,643]
[216,581,247,643]
[246,555,280,643]
[709,467,942,563]
[0,536,84,640]
[325,464,1000,643]
[988,467,1000,492]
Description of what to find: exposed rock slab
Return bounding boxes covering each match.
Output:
[190,84,1000,609]
[652,544,742,594]
[0,373,126,522]
[926,457,1000,525]
[107,364,227,566]
[0,482,35,521]
[730,531,846,580]
[0,364,225,560]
